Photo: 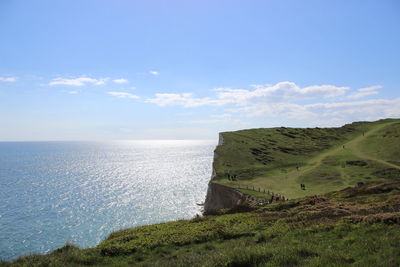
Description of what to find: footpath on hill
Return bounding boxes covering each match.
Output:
[233,121,399,199]
[301,121,400,174]
[346,123,400,170]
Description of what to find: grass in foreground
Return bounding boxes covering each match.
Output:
[4,181,400,266]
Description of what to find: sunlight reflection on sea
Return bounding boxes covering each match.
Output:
[0,140,216,260]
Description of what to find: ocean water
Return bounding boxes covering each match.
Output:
[0,140,216,260]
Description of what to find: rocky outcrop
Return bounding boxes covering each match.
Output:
[203,182,247,212]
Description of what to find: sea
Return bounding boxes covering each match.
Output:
[0,140,216,260]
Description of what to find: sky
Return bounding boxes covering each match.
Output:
[0,0,399,141]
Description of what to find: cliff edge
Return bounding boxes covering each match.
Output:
[204,133,248,212]
[203,182,247,212]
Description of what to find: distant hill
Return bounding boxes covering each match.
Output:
[212,118,400,199]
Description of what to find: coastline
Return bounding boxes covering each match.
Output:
[3,119,400,265]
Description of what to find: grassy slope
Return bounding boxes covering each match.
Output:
[4,182,400,266]
[213,119,400,199]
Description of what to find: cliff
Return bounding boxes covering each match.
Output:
[203,182,247,212]
[204,133,248,212]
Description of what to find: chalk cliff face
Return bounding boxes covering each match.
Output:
[211,133,223,178]
[217,132,224,146]
[203,182,247,212]
[204,133,247,212]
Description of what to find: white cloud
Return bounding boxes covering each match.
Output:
[242,98,400,124]
[359,85,383,92]
[191,119,221,124]
[0,77,17,82]
[307,98,400,123]
[346,85,382,99]
[49,77,108,86]
[107,91,140,99]
[149,71,159,76]
[147,82,351,108]
[146,93,215,107]
[68,90,78,94]
[305,98,393,109]
[146,81,399,125]
[212,113,232,119]
[113,78,128,84]
[229,102,314,119]
[214,82,350,106]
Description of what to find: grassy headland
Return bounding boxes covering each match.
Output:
[213,119,400,199]
[2,119,400,266]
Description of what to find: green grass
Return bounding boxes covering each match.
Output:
[4,182,400,266]
[358,121,400,166]
[213,118,400,199]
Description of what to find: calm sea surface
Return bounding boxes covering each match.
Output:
[0,140,216,260]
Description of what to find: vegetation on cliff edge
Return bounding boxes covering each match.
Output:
[3,181,400,266]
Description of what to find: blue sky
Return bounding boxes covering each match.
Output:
[0,0,399,141]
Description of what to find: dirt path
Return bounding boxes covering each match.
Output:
[294,121,399,177]
[346,124,400,170]
[247,121,398,197]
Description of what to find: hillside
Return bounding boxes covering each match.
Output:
[212,119,400,199]
[4,182,400,266]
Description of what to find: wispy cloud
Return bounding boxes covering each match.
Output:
[149,71,159,76]
[0,77,17,82]
[212,113,232,119]
[304,98,400,123]
[146,81,399,125]
[49,77,108,86]
[107,91,140,99]
[229,98,400,125]
[191,119,222,124]
[213,82,350,106]
[147,93,216,107]
[147,82,351,108]
[113,78,128,84]
[346,85,382,99]
[68,90,78,94]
